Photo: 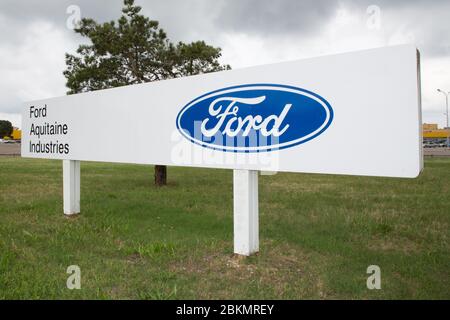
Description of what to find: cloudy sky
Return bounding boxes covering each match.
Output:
[0,0,449,128]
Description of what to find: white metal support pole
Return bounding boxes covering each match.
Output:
[63,160,80,215]
[233,169,259,256]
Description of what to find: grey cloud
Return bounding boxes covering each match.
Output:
[1,0,449,56]
[214,0,339,36]
[339,0,450,57]
[0,0,125,47]
[213,0,450,57]
[0,0,123,26]
[0,0,223,44]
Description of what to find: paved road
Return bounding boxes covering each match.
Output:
[423,147,450,157]
[0,143,21,156]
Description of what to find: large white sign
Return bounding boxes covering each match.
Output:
[22,45,422,178]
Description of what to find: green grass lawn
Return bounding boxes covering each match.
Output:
[0,157,449,299]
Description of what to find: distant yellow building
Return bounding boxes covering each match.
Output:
[423,123,438,130]
[11,127,22,140]
[423,123,449,139]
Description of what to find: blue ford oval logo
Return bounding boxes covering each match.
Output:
[176,84,333,152]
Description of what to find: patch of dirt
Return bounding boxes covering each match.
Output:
[64,214,81,220]
[114,238,125,250]
[368,238,420,254]
[169,240,326,299]
[126,253,141,264]
[267,181,335,193]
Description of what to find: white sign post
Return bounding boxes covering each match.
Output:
[234,170,259,256]
[63,160,80,215]
[22,45,422,256]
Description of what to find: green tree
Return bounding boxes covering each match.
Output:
[0,120,13,138]
[64,0,230,186]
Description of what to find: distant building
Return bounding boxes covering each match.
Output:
[423,123,449,140]
[423,123,438,131]
[11,127,21,140]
